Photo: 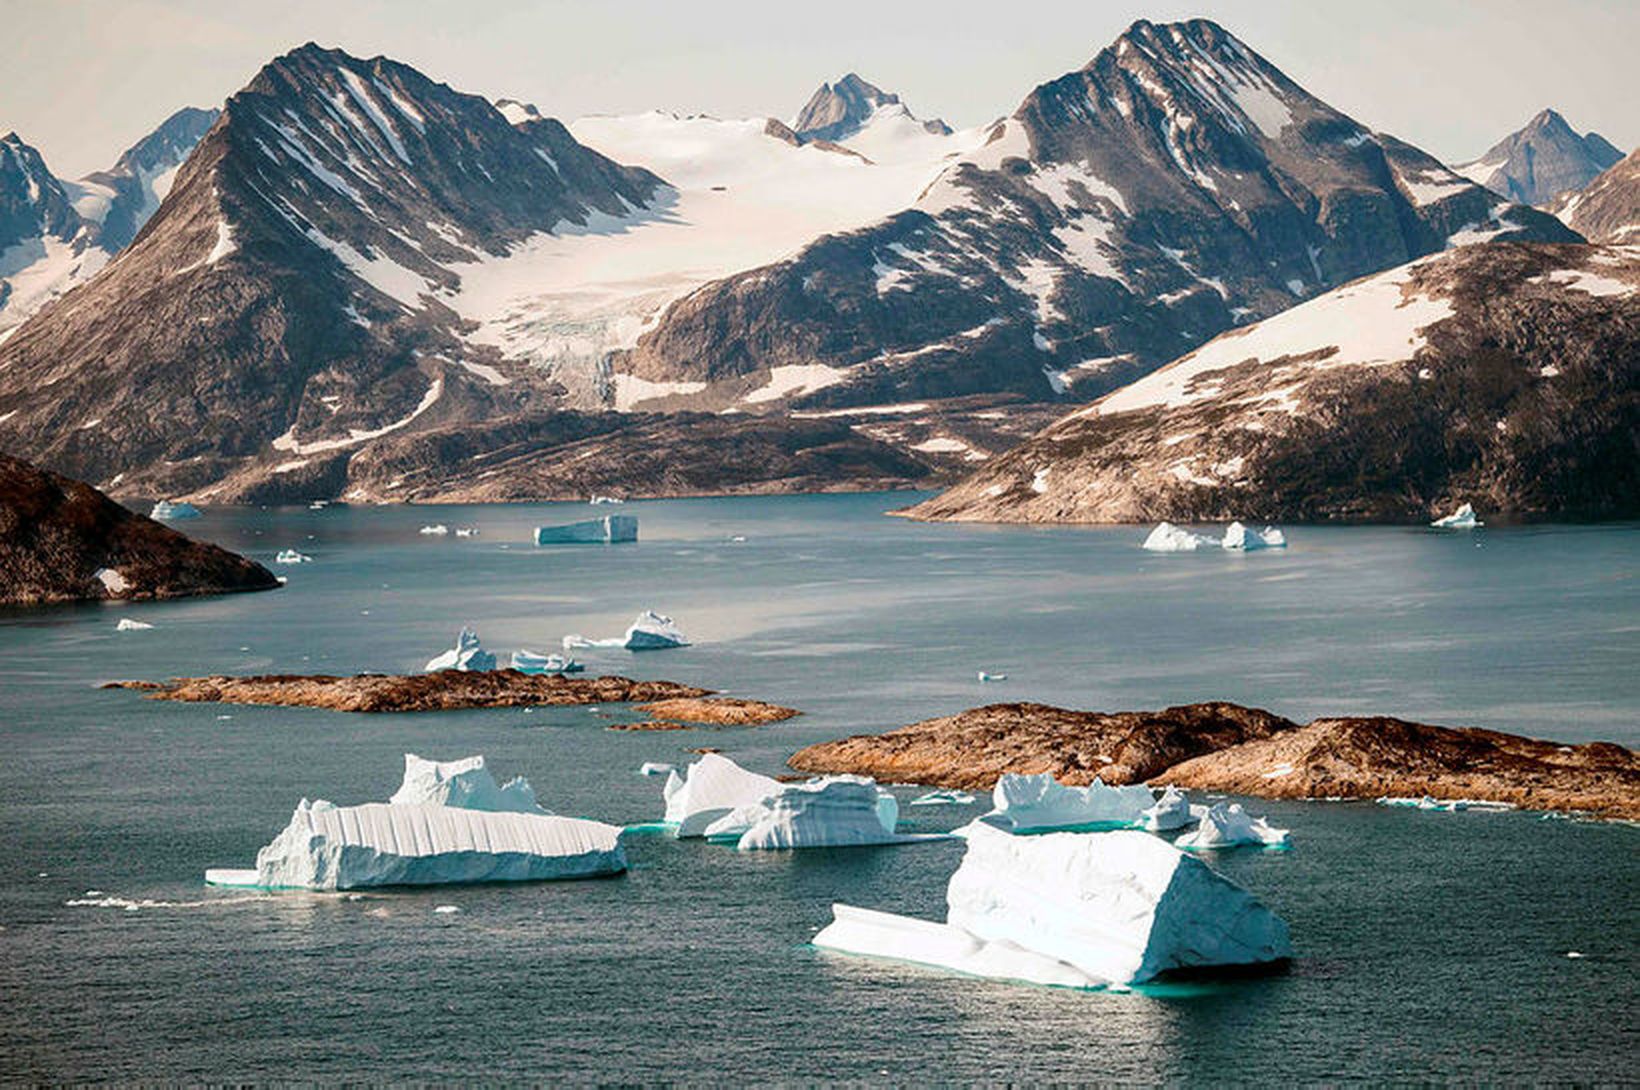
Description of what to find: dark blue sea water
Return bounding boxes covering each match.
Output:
[1,494,1635,1081]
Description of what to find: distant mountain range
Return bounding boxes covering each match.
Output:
[1454,108,1622,207]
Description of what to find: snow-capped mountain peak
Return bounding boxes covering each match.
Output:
[1453,108,1623,206]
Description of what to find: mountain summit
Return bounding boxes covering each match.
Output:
[1455,108,1623,206]
[793,74,950,141]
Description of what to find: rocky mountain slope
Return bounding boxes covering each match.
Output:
[907,242,1638,524]
[613,19,1577,416]
[792,73,952,141]
[1454,108,1622,206]
[0,452,276,605]
[0,108,217,337]
[1555,145,1640,244]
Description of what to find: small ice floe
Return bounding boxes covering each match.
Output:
[115,617,154,632]
[977,671,1007,683]
[728,535,747,543]
[982,772,1156,833]
[1142,522,1218,552]
[149,500,200,520]
[510,649,584,675]
[588,494,624,505]
[534,514,638,545]
[418,524,449,536]
[1140,786,1203,832]
[424,627,497,672]
[433,904,461,914]
[308,500,328,510]
[702,775,936,851]
[1566,951,1586,959]
[390,754,544,813]
[453,527,479,537]
[1431,502,1482,529]
[638,762,677,778]
[274,549,312,564]
[814,822,1292,989]
[563,610,689,652]
[1377,795,1515,813]
[910,790,977,807]
[1175,802,1289,849]
[661,753,782,837]
[1221,521,1287,551]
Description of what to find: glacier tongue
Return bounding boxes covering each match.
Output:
[389,753,545,813]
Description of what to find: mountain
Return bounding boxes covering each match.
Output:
[792,73,952,142]
[0,452,276,604]
[612,19,1579,417]
[906,242,1638,524]
[1554,145,1640,243]
[0,109,217,337]
[1454,109,1623,206]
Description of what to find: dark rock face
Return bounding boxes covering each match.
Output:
[78,106,221,250]
[795,74,919,141]
[1558,146,1640,244]
[0,452,277,605]
[1455,109,1623,207]
[618,19,1578,412]
[908,243,1639,524]
[0,134,80,249]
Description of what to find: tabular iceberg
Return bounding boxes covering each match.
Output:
[638,762,676,778]
[1431,503,1482,529]
[815,822,1291,988]
[977,671,1008,683]
[1221,521,1288,550]
[214,800,625,890]
[1140,786,1203,832]
[424,627,497,672]
[1175,802,1290,849]
[533,514,638,545]
[983,772,1157,833]
[389,754,544,813]
[510,649,584,674]
[115,617,154,631]
[661,753,782,837]
[564,610,689,652]
[1142,522,1219,552]
[274,549,312,564]
[149,500,200,520]
[702,776,928,851]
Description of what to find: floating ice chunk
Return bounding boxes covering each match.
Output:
[389,754,544,813]
[703,775,925,851]
[454,527,479,537]
[1140,785,1203,832]
[533,515,638,545]
[1142,521,1219,552]
[510,649,584,674]
[910,790,977,807]
[1376,795,1514,813]
[565,610,689,652]
[1431,502,1482,529]
[221,799,625,890]
[274,549,313,564]
[1175,802,1289,849]
[115,617,154,631]
[977,671,1007,683]
[149,500,200,520]
[984,772,1156,833]
[433,904,461,914]
[661,753,781,837]
[817,822,1292,987]
[638,762,676,778]
[1221,521,1287,551]
[418,524,449,536]
[588,495,624,505]
[424,627,497,672]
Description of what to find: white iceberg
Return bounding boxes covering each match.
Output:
[534,514,638,545]
[661,753,782,837]
[115,617,154,631]
[1431,502,1482,529]
[983,772,1157,833]
[563,610,689,652]
[977,671,1007,683]
[424,627,497,672]
[274,549,312,564]
[149,499,200,520]
[589,495,624,505]
[815,822,1292,987]
[1140,785,1203,832]
[389,754,544,813]
[638,762,677,778]
[510,649,584,674]
[1142,521,1219,552]
[1376,795,1515,813]
[418,524,449,536]
[1175,802,1289,849]
[454,527,479,537]
[703,776,928,851]
[910,790,977,807]
[1221,521,1287,550]
[209,800,625,890]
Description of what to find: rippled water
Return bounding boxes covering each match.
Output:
[1,495,1635,1081]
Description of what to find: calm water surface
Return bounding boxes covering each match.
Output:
[1,494,1635,1081]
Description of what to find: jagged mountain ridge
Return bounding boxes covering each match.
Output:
[614,18,1579,414]
[1454,109,1622,207]
[793,73,952,141]
[1554,145,1640,244]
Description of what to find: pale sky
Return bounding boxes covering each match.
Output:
[3,0,1635,180]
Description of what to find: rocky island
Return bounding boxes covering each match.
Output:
[790,701,1638,819]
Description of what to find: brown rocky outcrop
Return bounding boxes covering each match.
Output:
[635,697,800,726]
[104,672,708,713]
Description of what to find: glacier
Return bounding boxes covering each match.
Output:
[424,627,497,672]
[815,822,1292,988]
[1431,502,1482,529]
[533,514,638,545]
[1175,802,1290,849]
[510,649,584,674]
[149,500,200,520]
[983,772,1157,833]
[1221,521,1288,550]
[389,753,544,813]
[1142,521,1219,552]
[564,610,689,652]
[661,753,782,837]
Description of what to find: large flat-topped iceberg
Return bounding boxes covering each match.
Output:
[1175,802,1290,849]
[983,772,1156,833]
[390,754,544,813]
[662,753,782,837]
[425,627,497,672]
[815,822,1292,989]
[218,800,626,890]
[703,775,932,851]
[564,610,689,652]
[534,514,638,545]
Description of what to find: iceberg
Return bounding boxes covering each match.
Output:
[149,500,200,520]
[589,494,624,505]
[115,617,154,631]
[389,754,544,813]
[702,775,928,851]
[983,772,1157,833]
[533,514,638,545]
[1431,502,1482,529]
[510,649,584,674]
[1140,785,1203,832]
[418,524,449,535]
[214,799,625,890]
[1142,521,1219,552]
[638,761,677,778]
[563,610,689,652]
[1221,521,1287,551]
[661,753,782,837]
[1377,795,1515,813]
[977,671,1008,683]
[454,527,479,537]
[815,822,1292,988]
[1175,802,1289,849]
[424,627,497,672]
[274,549,312,564]
[910,790,977,807]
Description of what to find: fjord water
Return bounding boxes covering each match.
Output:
[1,494,1635,1081]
